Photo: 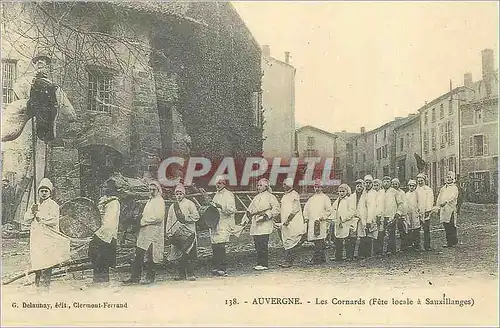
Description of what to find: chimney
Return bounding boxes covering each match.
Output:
[482,48,494,96]
[285,52,290,64]
[464,72,473,88]
[360,126,365,134]
[341,130,346,133]
[262,45,271,57]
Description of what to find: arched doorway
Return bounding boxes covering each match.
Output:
[79,145,123,201]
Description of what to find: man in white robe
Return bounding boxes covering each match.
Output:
[358,175,378,259]
[303,179,332,264]
[381,176,404,255]
[209,175,239,276]
[404,180,421,251]
[89,179,121,283]
[415,173,434,251]
[23,178,70,288]
[331,184,357,261]
[349,179,366,260]
[276,178,305,268]
[123,181,165,285]
[241,178,280,270]
[165,183,200,280]
[372,178,385,256]
[436,171,459,248]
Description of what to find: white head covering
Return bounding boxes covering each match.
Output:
[338,183,351,196]
[174,183,186,195]
[408,179,417,186]
[215,175,227,185]
[416,173,426,180]
[149,180,162,195]
[391,178,400,184]
[364,175,374,182]
[283,178,294,187]
[38,178,53,192]
[447,171,456,183]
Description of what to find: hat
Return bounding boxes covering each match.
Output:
[355,179,364,185]
[338,183,351,195]
[416,173,426,180]
[364,175,374,182]
[382,176,391,181]
[32,51,51,64]
[283,178,294,187]
[313,178,322,187]
[174,183,186,195]
[258,178,270,186]
[373,178,382,184]
[408,180,417,186]
[391,178,400,184]
[215,175,227,185]
[38,178,53,192]
[149,180,163,194]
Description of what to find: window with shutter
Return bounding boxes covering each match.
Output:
[469,136,474,157]
[484,135,488,155]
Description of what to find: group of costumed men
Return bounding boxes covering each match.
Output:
[23,169,460,288]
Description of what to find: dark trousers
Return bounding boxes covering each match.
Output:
[387,218,407,253]
[311,239,326,263]
[285,245,297,265]
[130,245,155,283]
[443,214,458,246]
[386,221,397,254]
[34,268,52,288]
[212,243,227,271]
[397,218,409,251]
[253,234,270,267]
[409,228,421,250]
[334,237,345,261]
[345,237,357,260]
[358,236,373,258]
[422,219,431,250]
[89,236,117,283]
[373,217,388,255]
[178,244,197,278]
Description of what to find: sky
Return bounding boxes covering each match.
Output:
[232,1,499,133]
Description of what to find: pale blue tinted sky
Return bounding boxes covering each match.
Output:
[232,1,499,133]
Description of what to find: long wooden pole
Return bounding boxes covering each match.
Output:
[31,118,37,206]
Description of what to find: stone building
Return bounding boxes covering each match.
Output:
[418,86,467,194]
[261,45,296,159]
[460,49,498,203]
[393,114,421,186]
[296,125,357,183]
[347,127,375,181]
[1,2,262,202]
[368,117,412,180]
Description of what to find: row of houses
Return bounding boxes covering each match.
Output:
[296,49,498,202]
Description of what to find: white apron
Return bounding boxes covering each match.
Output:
[165,198,200,261]
[361,189,379,239]
[210,188,244,244]
[332,196,358,239]
[136,195,165,264]
[416,185,434,221]
[280,190,305,250]
[242,190,280,236]
[24,199,70,271]
[303,193,332,241]
[436,184,459,226]
[404,191,420,230]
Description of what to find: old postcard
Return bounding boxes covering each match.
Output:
[1,1,498,326]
